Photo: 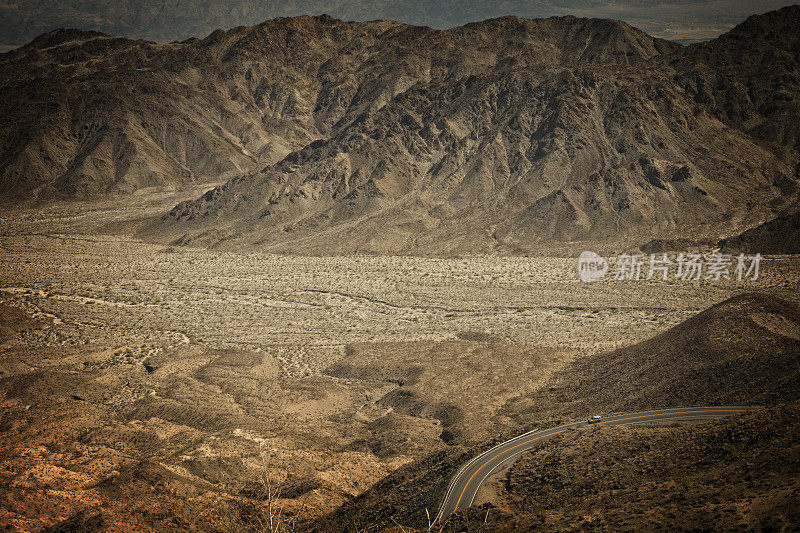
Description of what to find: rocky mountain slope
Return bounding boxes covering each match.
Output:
[153,8,800,253]
[0,19,352,203]
[314,292,800,530]
[720,209,800,254]
[3,8,800,252]
[504,293,800,423]
[453,403,800,531]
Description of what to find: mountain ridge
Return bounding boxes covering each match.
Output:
[3,9,800,253]
[2,0,795,46]
[151,8,799,253]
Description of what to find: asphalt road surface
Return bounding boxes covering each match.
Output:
[436,406,762,523]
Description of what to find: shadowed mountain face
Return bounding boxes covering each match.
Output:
[3,8,800,252]
[312,292,800,531]
[720,210,800,254]
[454,403,800,531]
[505,293,800,422]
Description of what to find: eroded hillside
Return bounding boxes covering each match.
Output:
[3,10,800,253]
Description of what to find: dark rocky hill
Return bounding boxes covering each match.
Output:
[451,403,800,531]
[504,293,800,422]
[719,210,800,254]
[314,292,800,530]
[3,9,800,252]
[152,9,800,253]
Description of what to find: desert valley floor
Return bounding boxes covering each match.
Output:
[1,187,799,531]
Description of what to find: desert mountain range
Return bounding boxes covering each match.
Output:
[1,0,794,46]
[2,7,799,253]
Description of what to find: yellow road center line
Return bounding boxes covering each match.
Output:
[452,429,567,511]
[450,409,742,513]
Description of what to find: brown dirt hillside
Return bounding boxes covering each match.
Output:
[315,292,800,530]
[445,402,800,531]
[719,210,800,255]
[504,293,800,424]
[0,304,39,344]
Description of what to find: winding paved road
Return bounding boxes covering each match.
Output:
[436,406,761,523]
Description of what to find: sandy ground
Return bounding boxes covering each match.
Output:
[1,191,799,530]
[3,191,798,375]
